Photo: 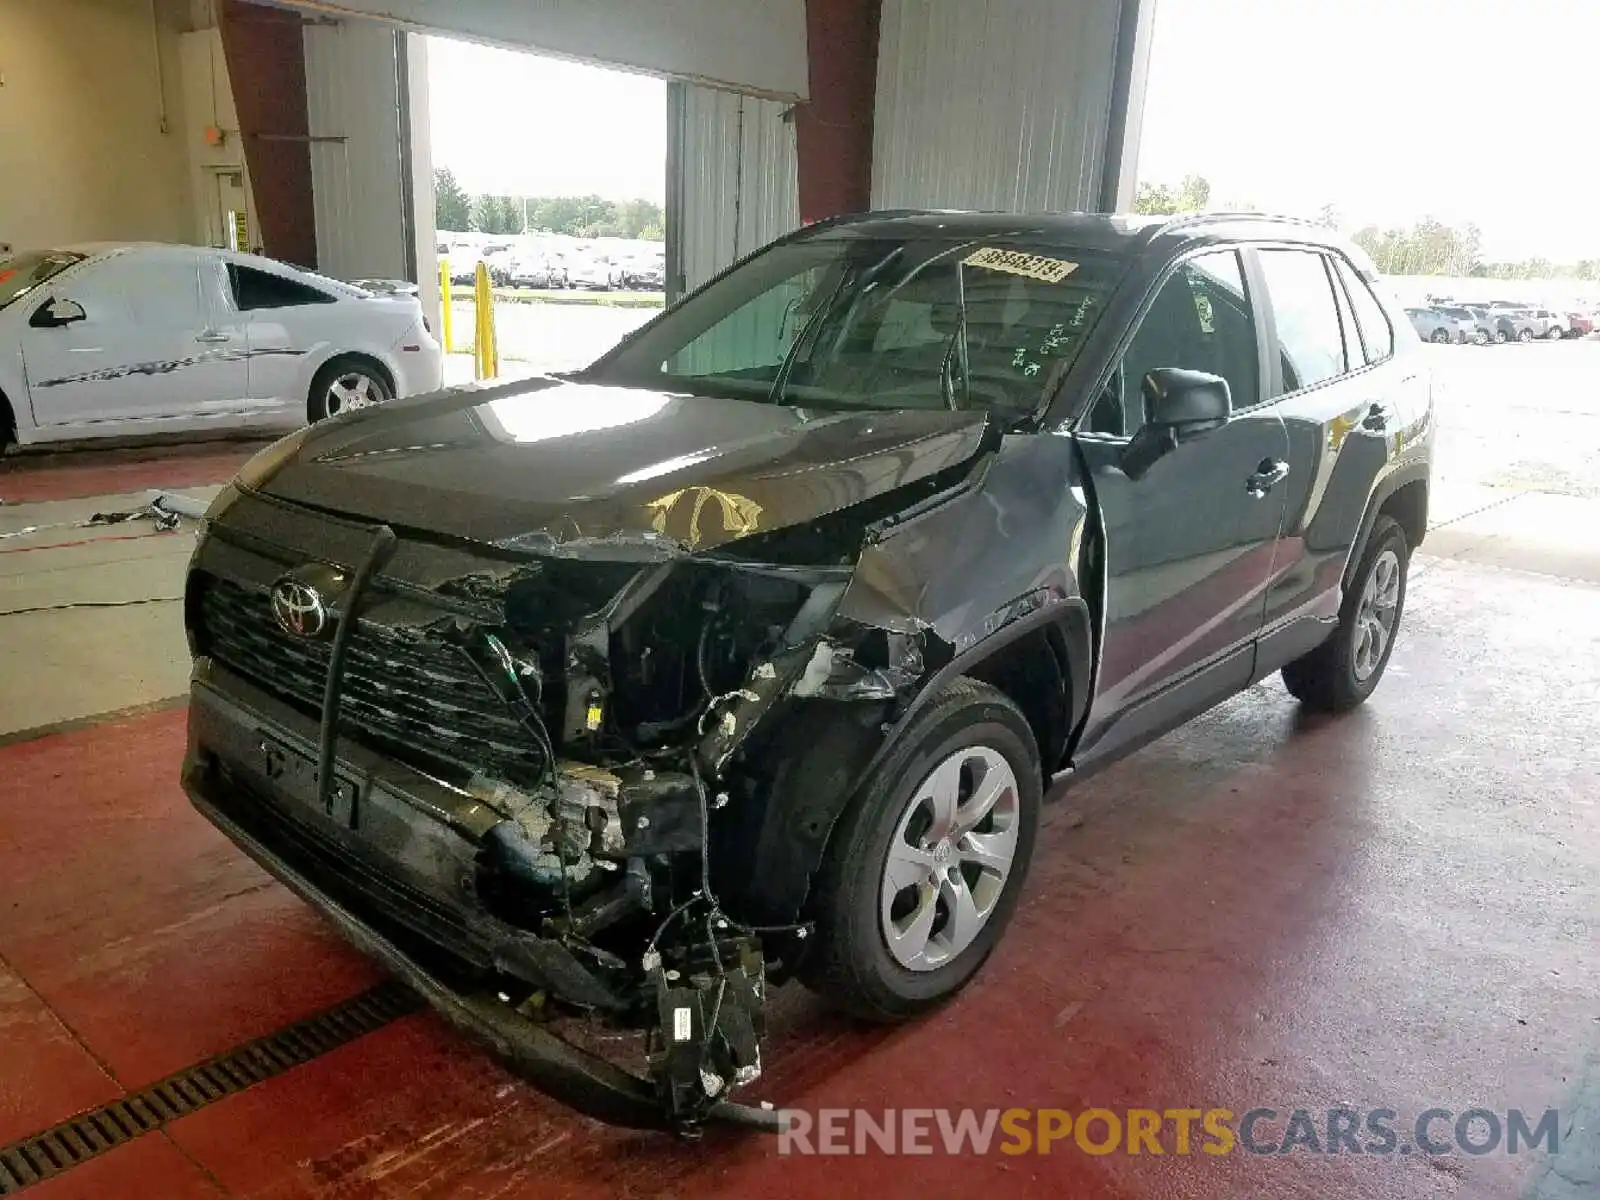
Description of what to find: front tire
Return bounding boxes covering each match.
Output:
[1518,327,1535,343]
[1282,515,1409,712]
[800,678,1042,1022]
[1430,327,1452,344]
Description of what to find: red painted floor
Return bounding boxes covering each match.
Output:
[0,442,264,505]
[1,555,1595,1198]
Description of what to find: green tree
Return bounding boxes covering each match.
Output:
[616,198,665,239]
[1133,175,1211,215]
[470,194,507,234]
[498,196,524,235]
[434,168,471,232]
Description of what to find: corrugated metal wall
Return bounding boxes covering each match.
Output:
[871,0,1124,213]
[672,83,800,296]
[303,17,410,282]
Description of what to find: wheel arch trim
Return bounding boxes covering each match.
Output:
[728,598,1091,930]
[1343,461,1429,590]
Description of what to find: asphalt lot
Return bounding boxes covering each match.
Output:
[1428,338,1600,498]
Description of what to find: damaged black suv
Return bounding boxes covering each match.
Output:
[182,211,1432,1132]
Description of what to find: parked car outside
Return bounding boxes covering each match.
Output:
[1405,306,1463,343]
[1471,305,1532,343]
[566,255,623,290]
[448,253,486,287]
[1565,311,1595,337]
[183,211,1432,1135]
[1433,305,1491,344]
[505,254,563,290]
[0,243,441,451]
[1527,308,1569,339]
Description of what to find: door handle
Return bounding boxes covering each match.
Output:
[195,331,231,344]
[1362,403,1389,432]
[1245,458,1290,498]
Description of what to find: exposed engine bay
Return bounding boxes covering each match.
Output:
[422,551,911,1130]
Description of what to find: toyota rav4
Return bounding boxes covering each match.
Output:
[182,211,1432,1134]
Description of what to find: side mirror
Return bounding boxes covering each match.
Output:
[31,298,87,329]
[1122,367,1232,480]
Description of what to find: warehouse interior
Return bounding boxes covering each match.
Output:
[1,1,1596,1197]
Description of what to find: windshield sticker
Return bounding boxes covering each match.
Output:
[963,248,1079,283]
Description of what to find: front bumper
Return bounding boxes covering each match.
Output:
[182,666,777,1132]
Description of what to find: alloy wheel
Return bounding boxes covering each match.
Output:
[325,372,380,415]
[1353,548,1401,682]
[880,745,1020,972]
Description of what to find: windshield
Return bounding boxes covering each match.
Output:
[0,250,85,310]
[585,234,1125,421]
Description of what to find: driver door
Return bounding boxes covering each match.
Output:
[1072,248,1291,766]
[21,252,244,428]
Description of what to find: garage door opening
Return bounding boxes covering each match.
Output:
[425,37,667,380]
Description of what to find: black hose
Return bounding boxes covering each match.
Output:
[316,524,397,813]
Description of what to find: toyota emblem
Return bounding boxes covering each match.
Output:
[271,578,331,639]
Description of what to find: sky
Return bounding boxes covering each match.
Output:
[426,37,666,203]
[1136,0,1600,262]
[428,3,1599,263]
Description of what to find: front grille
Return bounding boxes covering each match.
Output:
[196,573,545,784]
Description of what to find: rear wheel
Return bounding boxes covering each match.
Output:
[1494,328,1509,343]
[800,678,1042,1021]
[308,357,392,422]
[1518,327,1535,342]
[1430,327,1452,344]
[1547,325,1564,340]
[1281,515,1408,712]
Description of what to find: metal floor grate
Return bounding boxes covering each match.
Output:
[0,980,420,1194]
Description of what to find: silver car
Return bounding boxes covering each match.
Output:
[1429,305,1490,344]
[1406,307,1464,344]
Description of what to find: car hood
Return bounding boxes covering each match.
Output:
[259,377,992,554]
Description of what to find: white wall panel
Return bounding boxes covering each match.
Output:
[674,84,799,295]
[304,17,409,282]
[872,0,1124,213]
[282,0,808,100]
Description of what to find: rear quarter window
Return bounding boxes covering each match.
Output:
[1334,258,1395,364]
[229,264,336,311]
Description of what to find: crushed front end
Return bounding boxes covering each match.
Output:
[180,483,940,1134]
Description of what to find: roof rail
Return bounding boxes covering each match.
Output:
[1158,210,1323,234]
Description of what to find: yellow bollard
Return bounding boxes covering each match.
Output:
[473,261,499,380]
[438,258,454,353]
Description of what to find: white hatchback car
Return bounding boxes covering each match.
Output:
[0,243,442,452]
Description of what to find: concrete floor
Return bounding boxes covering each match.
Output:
[1,349,1597,1197]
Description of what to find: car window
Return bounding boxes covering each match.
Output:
[42,255,202,328]
[1,250,86,310]
[594,235,1126,422]
[229,264,335,311]
[1258,249,1346,393]
[1329,257,1363,370]
[1336,260,1395,364]
[1085,249,1258,437]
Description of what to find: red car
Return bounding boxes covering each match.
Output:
[1564,312,1594,337]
